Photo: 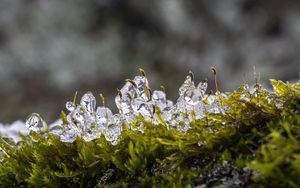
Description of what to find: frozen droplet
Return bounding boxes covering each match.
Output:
[115,94,121,109]
[121,81,137,98]
[96,106,113,124]
[184,88,204,106]
[25,113,46,132]
[103,115,122,145]
[205,100,225,114]
[131,97,152,117]
[204,95,226,114]
[166,112,191,132]
[176,120,190,132]
[72,106,86,124]
[152,90,166,102]
[197,82,207,93]
[193,103,205,119]
[162,107,175,122]
[176,96,193,113]
[123,113,136,127]
[275,101,284,109]
[66,101,75,112]
[152,113,161,125]
[141,87,152,102]
[266,95,273,104]
[82,127,100,142]
[133,76,149,96]
[252,84,262,98]
[80,92,96,115]
[152,90,167,109]
[115,94,132,115]
[166,100,174,108]
[240,84,251,102]
[206,95,215,104]
[218,92,228,100]
[197,141,203,147]
[49,125,64,136]
[59,125,78,143]
[179,75,195,96]
[240,93,250,102]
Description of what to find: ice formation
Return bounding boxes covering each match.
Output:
[25,70,229,145]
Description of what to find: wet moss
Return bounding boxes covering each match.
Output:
[0,80,299,188]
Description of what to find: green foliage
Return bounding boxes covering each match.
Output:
[0,80,299,187]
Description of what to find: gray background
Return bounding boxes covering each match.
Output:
[0,0,299,123]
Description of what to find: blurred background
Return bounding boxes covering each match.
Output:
[0,0,299,123]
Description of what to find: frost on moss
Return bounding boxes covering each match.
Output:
[0,74,299,187]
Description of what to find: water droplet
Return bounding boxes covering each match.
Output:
[66,101,75,111]
[96,106,113,124]
[25,113,46,132]
[80,92,96,115]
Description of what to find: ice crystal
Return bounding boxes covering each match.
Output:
[25,113,46,132]
[133,76,149,97]
[152,90,167,110]
[72,106,86,124]
[80,92,96,115]
[65,101,75,112]
[25,71,232,145]
[131,97,152,118]
[96,106,113,125]
[115,94,132,115]
[179,75,195,96]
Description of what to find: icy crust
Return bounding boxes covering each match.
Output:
[24,73,283,145]
[0,121,29,142]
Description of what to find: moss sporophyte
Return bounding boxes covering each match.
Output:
[0,69,299,187]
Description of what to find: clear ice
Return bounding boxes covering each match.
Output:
[25,113,46,132]
[25,71,231,145]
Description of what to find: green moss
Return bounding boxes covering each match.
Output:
[0,80,299,187]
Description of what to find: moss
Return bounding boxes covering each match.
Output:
[0,79,299,188]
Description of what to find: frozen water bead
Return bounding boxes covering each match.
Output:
[26,71,231,145]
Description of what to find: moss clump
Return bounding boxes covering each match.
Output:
[0,79,299,188]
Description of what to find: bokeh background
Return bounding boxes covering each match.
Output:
[0,0,299,123]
